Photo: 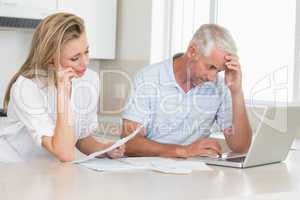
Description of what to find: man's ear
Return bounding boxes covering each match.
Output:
[187,43,198,60]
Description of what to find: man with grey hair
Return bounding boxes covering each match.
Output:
[122,24,252,158]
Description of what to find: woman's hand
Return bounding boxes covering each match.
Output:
[55,66,77,123]
[56,67,78,93]
[105,144,125,159]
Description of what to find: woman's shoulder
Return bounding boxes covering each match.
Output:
[13,76,40,90]
[9,76,46,113]
[11,76,46,102]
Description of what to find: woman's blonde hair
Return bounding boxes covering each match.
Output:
[3,12,85,112]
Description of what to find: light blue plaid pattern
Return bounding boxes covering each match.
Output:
[122,59,232,145]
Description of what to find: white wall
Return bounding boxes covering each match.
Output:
[293,0,300,101]
[115,0,152,61]
[150,0,172,64]
[0,29,33,108]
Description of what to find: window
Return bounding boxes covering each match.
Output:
[150,0,210,63]
[217,0,296,102]
[170,0,211,55]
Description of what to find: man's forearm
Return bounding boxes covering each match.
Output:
[125,135,187,158]
[76,136,107,156]
[226,92,252,152]
[123,119,188,157]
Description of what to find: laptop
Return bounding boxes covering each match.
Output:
[193,105,300,168]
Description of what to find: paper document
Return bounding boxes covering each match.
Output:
[73,122,147,164]
[119,157,192,174]
[79,158,148,172]
[79,157,212,174]
[119,157,213,173]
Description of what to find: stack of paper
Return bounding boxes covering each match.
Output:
[79,158,147,172]
[79,157,212,174]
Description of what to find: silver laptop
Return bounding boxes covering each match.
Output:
[194,105,300,168]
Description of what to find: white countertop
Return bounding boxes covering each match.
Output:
[1,150,300,200]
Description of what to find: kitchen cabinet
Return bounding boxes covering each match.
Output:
[57,0,117,59]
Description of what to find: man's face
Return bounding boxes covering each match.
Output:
[189,48,228,85]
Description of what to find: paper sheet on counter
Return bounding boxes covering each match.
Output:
[79,157,213,174]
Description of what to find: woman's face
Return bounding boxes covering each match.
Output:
[60,33,89,77]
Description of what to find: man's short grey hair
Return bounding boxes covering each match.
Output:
[191,24,237,56]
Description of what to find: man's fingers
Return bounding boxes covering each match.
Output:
[193,139,222,155]
[201,140,222,155]
[199,149,220,157]
[207,144,222,155]
[226,60,240,66]
[225,54,239,61]
[225,64,240,72]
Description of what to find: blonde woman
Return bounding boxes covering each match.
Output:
[0,13,124,162]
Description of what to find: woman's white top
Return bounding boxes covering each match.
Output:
[0,69,99,162]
